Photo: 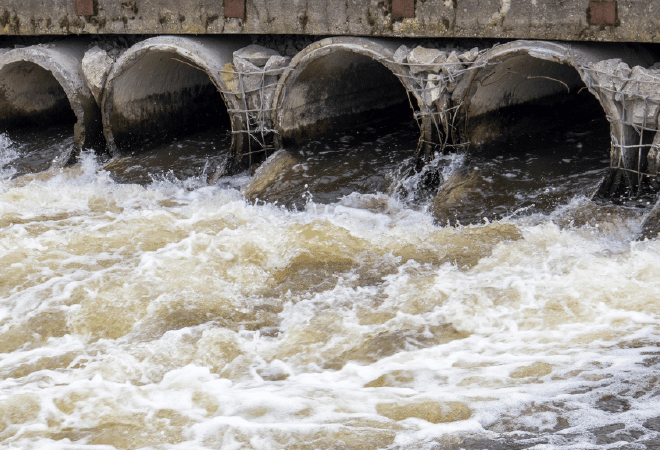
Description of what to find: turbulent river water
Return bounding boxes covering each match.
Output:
[1,117,660,450]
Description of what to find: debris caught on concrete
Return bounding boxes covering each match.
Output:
[218,44,295,164]
[233,44,280,67]
[459,47,479,63]
[383,42,488,159]
[407,47,447,75]
[6,34,659,211]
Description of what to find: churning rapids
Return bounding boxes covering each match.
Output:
[1,118,660,450]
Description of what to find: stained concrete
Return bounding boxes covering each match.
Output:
[4,34,660,202]
[269,37,660,201]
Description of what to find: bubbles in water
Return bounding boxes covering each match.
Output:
[301,183,314,204]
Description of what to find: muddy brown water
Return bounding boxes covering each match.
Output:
[0,117,659,449]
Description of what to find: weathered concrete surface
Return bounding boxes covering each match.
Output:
[273,36,484,155]
[454,42,651,146]
[1,0,660,43]
[102,35,250,156]
[454,41,652,122]
[0,40,103,165]
[81,45,113,105]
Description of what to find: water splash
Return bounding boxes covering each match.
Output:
[389,152,466,205]
[148,169,210,192]
[0,133,18,184]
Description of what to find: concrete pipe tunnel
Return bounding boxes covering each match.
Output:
[275,37,418,144]
[259,37,421,206]
[101,36,251,181]
[452,41,656,201]
[0,41,102,173]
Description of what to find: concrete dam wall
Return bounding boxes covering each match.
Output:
[1,34,659,199]
[1,1,660,200]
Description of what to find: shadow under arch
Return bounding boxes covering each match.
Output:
[102,36,250,157]
[0,41,102,168]
[273,37,420,147]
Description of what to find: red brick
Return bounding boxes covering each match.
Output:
[225,0,245,19]
[589,1,617,26]
[75,0,94,16]
[392,0,415,19]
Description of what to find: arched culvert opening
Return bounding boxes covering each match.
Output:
[457,49,610,150]
[249,38,422,207]
[0,61,76,128]
[276,38,417,145]
[105,51,228,151]
[454,41,653,151]
[0,42,102,172]
[435,41,655,223]
[103,37,250,162]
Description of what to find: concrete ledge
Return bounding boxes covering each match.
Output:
[1,1,660,43]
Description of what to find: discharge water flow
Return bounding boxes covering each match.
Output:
[0,117,659,450]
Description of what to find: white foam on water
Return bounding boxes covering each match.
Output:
[0,156,659,449]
